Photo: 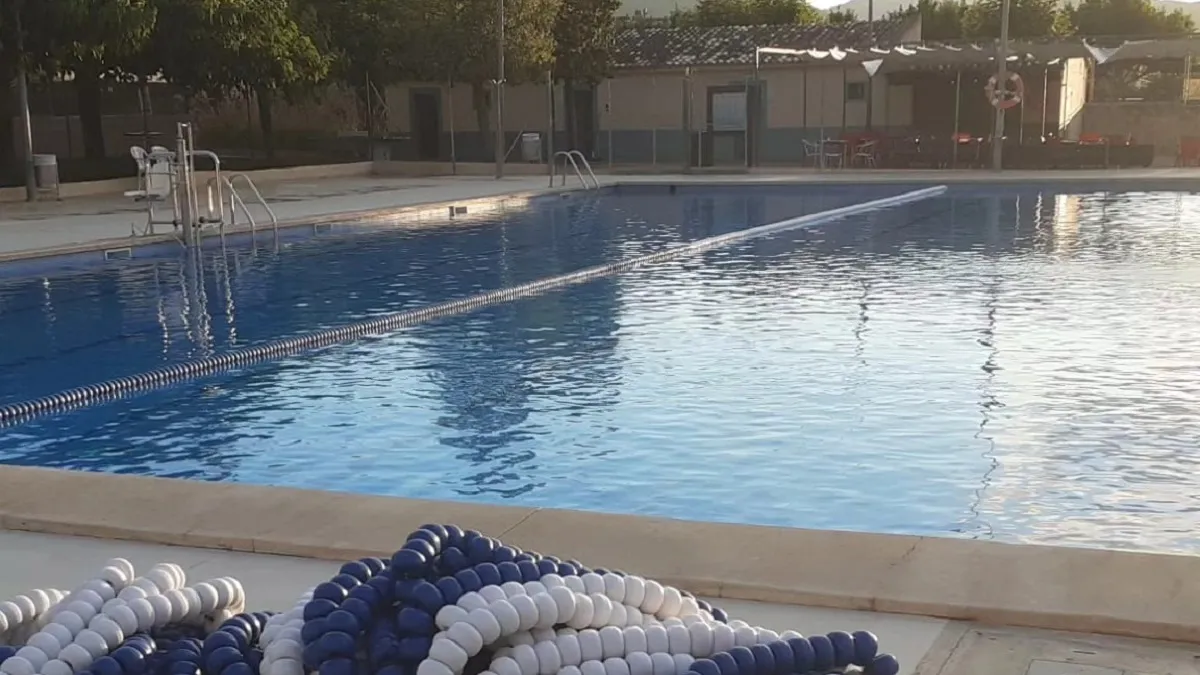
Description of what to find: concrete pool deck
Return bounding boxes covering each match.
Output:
[0,469,1198,675]
[3,167,1200,262]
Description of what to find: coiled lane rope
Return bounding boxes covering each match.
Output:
[0,186,946,428]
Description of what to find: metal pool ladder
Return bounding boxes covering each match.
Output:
[551,150,600,189]
[204,172,279,238]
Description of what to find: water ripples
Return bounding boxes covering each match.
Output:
[3,186,1200,552]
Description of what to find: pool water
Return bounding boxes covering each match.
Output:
[3,184,1200,553]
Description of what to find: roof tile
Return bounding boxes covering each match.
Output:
[612,18,913,69]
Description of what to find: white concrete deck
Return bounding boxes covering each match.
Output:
[3,168,1200,259]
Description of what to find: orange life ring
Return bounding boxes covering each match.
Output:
[985,72,1024,110]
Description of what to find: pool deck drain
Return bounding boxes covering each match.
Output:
[5,168,1200,261]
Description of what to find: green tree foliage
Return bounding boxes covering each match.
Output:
[130,0,328,157]
[962,0,1064,37]
[554,0,621,149]
[408,0,559,155]
[826,7,858,24]
[50,0,157,158]
[554,0,621,84]
[674,0,824,26]
[1066,0,1193,35]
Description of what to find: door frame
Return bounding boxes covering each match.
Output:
[408,87,443,160]
[704,84,749,167]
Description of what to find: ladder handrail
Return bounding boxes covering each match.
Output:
[550,150,600,189]
[226,173,280,236]
[568,150,599,188]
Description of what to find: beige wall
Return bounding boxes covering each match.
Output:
[1058,57,1089,141]
[597,64,914,133]
[386,81,561,134]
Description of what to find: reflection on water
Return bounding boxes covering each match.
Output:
[3,185,1200,552]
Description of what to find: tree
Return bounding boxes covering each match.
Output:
[134,0,328,158]
[826,7,857,23]
[675,0,823,26]
[962,0,1064,37]
[885,0,967,40]
[553,0,621,149]
[302,0,412,134]
[1066,0,1193,36]
[50,0,157,159]
[416,0,560,159]
[0,0,53,176]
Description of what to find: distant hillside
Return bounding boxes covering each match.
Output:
[620,0,1200,26]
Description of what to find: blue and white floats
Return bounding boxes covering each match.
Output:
[0,526,901,675]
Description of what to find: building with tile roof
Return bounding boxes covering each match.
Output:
[382,15,1095,167]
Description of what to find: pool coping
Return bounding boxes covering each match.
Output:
[1,466,1198,644]
[6,170,1200,266]
[0,188,554,266]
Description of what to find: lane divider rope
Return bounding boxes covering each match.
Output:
[0,186,946,428]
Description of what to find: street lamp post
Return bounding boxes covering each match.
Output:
[494,0,505,179]
[991,0,1012,171]
[865,0,874,130]
[16,63,36,201]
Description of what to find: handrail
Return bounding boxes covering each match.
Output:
[569,150,599,188]
[550,150,600,189]
[202,173,279,241]
[503,130,527,163]
[226,173,279,237]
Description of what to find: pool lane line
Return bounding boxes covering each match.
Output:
[0,186,947,428]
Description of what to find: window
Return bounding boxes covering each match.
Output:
[845,82,866,101]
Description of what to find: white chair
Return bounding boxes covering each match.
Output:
[801,139,821,167]
[852,140,878,168]
[124,145,173,202]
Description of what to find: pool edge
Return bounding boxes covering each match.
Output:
[0,466,1196,643]
[0,187,566,267]
[8,171,1200,267]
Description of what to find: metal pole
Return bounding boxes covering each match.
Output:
[682,69,692,172]
[546,70,554,169]
[991,0,1011,171]
[866,0,875,131]
[607,79,613,169]
[449,79,457,174]
[952,70,962,167]
[16,65,36,201]
[176,124,194,245]
[819,69,826,170]
[1041,67,1049,140]
[494,0,505,179]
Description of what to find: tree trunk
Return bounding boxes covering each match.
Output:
[75,63,106,159]
[471,81,491,162]
[563,78,577,150]
[0,2,22,176]
[0,70,17,177]
[256,87,276,160]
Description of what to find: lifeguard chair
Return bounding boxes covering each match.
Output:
[125,145,180,235]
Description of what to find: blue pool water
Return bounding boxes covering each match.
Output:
[3,183,1200,552]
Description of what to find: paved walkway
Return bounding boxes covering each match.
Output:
[1,530,1196,675]
[3,168,1200,258]
[0,176,558,257]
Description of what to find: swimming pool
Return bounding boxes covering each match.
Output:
[3,183,1200,552]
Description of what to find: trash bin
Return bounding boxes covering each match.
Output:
[520,133,542,163]
[32,154,60,194]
